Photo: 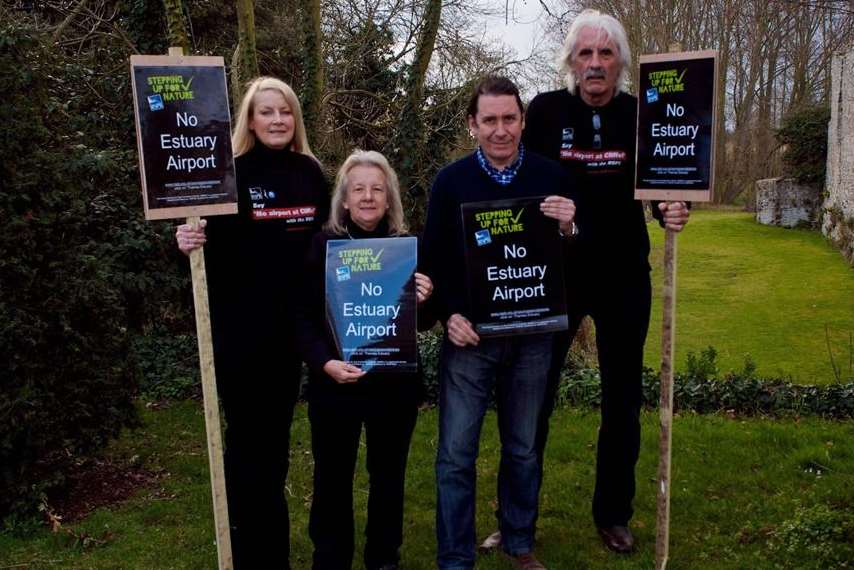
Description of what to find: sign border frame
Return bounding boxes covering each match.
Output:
[129,54,238,220]
[460,195,568,338]
[634,49,719,203]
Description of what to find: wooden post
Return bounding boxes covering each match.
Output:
[168,46,233,570]
[655,41,682,570]
[655,228,677,570]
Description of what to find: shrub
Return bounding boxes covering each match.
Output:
[769,503,854,568]
[0,20,187,521]
[776,105,831,187]
[130,331,201,401]
[418,332,854,419]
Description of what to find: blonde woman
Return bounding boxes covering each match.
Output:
[175,77,328,569]
[296,150,434,570]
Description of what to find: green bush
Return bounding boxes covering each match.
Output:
[769,503,854,568]
[130,331,200,401]
[776,105,831,187]
[561,349,854,419]
[0,21,188,521]
[418,333,854,419]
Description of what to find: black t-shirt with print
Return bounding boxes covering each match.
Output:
[524,89,651,273]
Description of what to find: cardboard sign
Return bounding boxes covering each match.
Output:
[325,237,417,372]
[461,196,568,337]
[130,55,238,220]
[635,50,718,202]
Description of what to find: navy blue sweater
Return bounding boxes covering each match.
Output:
[421,151,573,324]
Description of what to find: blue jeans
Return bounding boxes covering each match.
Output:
[435,333,552,569]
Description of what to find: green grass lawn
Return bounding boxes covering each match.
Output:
[646,209,854,384]
[3,401,852,569]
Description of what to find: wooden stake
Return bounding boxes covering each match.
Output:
[167,46,233,570]
[655,228,677,570]
[655,41,683,570]
[187,217,233,570]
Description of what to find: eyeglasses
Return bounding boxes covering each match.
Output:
[592,112,602,149]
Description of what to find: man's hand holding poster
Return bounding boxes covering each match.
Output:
[461,196,568,337]
[325,237,417,372]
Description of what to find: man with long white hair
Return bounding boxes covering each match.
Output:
[521,9,690,554]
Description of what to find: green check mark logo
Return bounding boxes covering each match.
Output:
[181,76,194,91]
[676,69,687,83]
[511,208,525,225]
[370,248,384,264]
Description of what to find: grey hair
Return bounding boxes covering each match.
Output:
[326,150,407,236]
[556,9,632,94]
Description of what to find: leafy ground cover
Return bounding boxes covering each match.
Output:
[2,401,852,569]
[646,209,854,384]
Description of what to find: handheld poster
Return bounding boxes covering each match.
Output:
[130,55,238,220]
[461,196,568,337]
[635,50,718,202]
[325,237,418,372]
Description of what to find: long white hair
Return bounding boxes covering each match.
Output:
[556,9,632,94]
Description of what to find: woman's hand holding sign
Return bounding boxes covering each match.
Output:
[175,219,207,255]
[322,360,366,383]
[539,196,576,235]
[415,272,433,304]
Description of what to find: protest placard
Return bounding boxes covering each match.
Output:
[635,50,718,202]
[461,196,567,337]
[325,237,417,372]
[130,55,237,219]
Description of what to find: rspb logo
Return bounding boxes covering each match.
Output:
[646,88,659,103]
[147,94,164,111]
[336,266,351,282]
[561,127,574,150]
[475,229,492,246]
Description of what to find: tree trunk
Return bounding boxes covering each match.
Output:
[163,0,190,51]
[232,0,259,104]
[301,0,324,142]
[387,0,442,229]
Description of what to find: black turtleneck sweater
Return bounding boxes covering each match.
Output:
[296,219,429,401]
[205,143,329,343]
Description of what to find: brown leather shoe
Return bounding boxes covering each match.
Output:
[505,551,547,570]
[597,525,635,554]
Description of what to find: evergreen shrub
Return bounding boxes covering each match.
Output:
[418,333,854,419]
[0,21,186,521]
[776,105,831,187]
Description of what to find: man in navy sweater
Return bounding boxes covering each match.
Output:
[423,76,576,570]
[522,9,690,555]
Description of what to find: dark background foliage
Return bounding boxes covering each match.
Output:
[776,104,831,187]
[0,13,189,519]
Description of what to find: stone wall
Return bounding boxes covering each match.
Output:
[755,177,821,228]
[823,47,854,264]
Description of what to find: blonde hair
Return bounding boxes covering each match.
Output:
[231,76,316,160]
[326,150,407,236]
[557,9,632,95]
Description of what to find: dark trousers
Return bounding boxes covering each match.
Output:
[216,336,302,570]
[537,270,651,527]
[308,392,418,570]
